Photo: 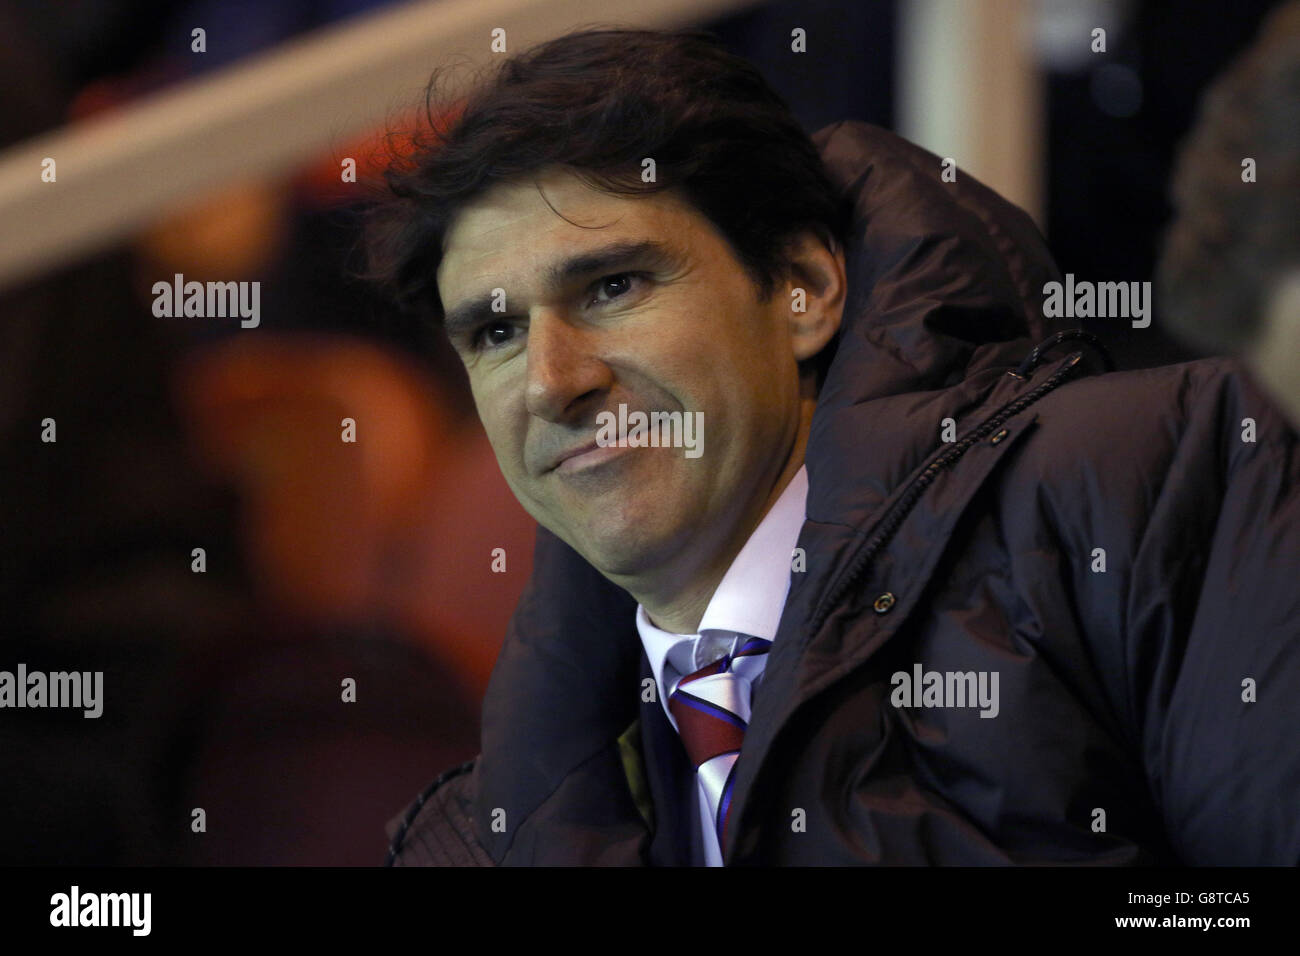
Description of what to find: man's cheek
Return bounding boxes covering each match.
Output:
[477,415,521,486]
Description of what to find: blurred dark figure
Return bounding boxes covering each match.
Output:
[1042,0,1282,371]
[0,4,494,864]
[1157,0,1300,428]
[0,257,484,866]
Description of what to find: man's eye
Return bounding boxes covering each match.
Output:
[589,272,645,305]
[467,274,646,352]
[472,322,517,351]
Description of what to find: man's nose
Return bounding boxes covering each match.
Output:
[523,308,612,421]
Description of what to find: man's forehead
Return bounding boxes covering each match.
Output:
[438,170,695,297]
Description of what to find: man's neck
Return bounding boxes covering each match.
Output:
[632,390,815,635]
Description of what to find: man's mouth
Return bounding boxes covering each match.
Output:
[550,441,632,474]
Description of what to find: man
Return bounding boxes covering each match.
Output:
[372,28,1300,865]
[1157,0,1300,429]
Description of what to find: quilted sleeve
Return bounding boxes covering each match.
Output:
[384,759,495,866]
[1124,365,1300,864]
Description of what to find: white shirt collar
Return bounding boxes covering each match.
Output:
[635,465,808,725]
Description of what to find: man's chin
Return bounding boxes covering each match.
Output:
[563,518,682,580]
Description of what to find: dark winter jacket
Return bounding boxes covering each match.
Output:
[385,121,1300,866]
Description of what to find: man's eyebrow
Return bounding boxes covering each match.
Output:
[442,238,682,338]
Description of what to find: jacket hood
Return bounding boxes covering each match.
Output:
[815,120,1065,405]
[473,121,1071,861]
[803,119,1069,534]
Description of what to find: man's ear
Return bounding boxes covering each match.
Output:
[781,230,847,362]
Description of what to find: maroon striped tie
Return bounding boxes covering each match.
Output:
[667,636,771,850]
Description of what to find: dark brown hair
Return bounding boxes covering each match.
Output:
[364,26,853,327]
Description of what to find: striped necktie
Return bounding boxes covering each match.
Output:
[667,636,772,854]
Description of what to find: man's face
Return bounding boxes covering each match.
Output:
[437,167,808,582]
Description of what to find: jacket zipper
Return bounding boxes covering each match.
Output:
[805,351,1088,638]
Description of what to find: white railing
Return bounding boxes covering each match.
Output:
[0,0,755,291]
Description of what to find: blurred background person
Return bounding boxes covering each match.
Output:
[1157,0,1300,428]
[0,0,533,865]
